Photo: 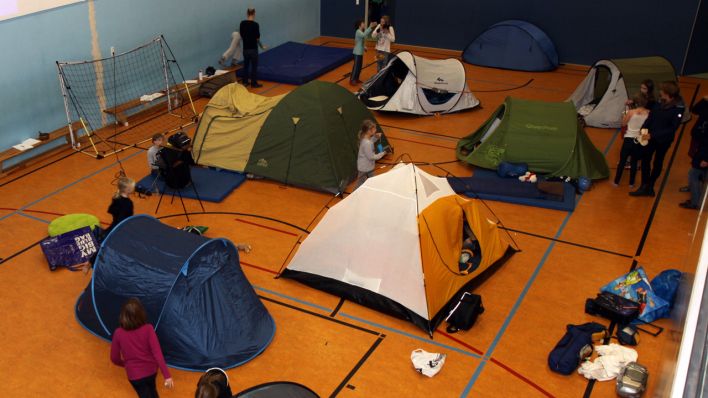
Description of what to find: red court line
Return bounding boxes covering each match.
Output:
[488,357,556,398]
[385,136,457,150]
[240,261,278,275]
[0,207,110,225]
[436,329,484,355]
[437,329,555,398]
[235,218,299,237]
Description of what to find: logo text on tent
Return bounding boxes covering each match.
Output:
[257,158,268,168]
[434,77,447,85]
[525,123,558,131]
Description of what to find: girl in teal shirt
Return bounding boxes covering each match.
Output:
[350,20,377,85]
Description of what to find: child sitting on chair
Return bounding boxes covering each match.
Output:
[147,133,164,176]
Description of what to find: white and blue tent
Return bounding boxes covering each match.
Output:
[462,20,559,72]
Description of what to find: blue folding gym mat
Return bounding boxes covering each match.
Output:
[448,169,576,211]
[137,167,246,203]
[237,41,353,85]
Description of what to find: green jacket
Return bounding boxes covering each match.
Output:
[353,27,372,56]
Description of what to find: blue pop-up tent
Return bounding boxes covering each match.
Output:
[462,20,559,71]
[75,215,275,371]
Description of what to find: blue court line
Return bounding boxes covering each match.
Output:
[17,212,50,224]
[459,129,620,396]
[339,312,482,359]
[0,150,142,223]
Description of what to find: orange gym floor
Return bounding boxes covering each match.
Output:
[0,37,705,397]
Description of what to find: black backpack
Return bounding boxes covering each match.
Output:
[585,292,640,324]
[445,292,484,333]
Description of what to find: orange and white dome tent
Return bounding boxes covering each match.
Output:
[281,163,517,335]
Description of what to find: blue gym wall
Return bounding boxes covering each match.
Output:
[0,0,320,154]
[321,0,699,73]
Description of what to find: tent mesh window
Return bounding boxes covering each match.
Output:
[421,89,456,105]
[56,35,197,159]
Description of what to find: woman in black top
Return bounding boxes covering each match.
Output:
[630,81,685,197]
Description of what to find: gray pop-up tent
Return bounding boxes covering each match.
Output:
[358,51,479,115]
[568,56,679,128]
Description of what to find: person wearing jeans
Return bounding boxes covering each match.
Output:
[682,98,708,209]
[630,81,684,197]
[239,8,265,88]
[372,15,395,72]
[350,20,376,85]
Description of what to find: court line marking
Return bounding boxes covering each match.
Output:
[458,128,620,396]
[0,150,142,224]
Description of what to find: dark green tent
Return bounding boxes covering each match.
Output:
[456,97,609,179]
[192,81,388,194]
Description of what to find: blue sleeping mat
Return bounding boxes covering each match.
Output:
[237,41,353,85]
[137,167,246,203]
[448,169,576,211]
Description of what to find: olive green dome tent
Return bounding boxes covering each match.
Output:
[456,97,609,179]
[192,81,387,193]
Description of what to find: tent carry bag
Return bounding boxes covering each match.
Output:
[585,292,640,324]
[445,292,484,333]
[548,322,606,375]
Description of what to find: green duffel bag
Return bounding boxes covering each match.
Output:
[48,213,101,237]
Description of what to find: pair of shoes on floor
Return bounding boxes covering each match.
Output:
[679,200,699,209]
[679,186,690,192]
[629,186,655,197]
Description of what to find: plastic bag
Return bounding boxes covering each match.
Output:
[411,349,446,377]
[650,269,682,311]
[601,267,669,323]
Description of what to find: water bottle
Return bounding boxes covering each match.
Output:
[198,69,204,81]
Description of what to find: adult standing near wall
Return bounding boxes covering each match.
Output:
[372,15,395,71]
[240,8,266,88]
[630,81,685,197]
[680,95,708,209]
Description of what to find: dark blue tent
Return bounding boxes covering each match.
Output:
[462,20,559,71]
[75,215,275,371]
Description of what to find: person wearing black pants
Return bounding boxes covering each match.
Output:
[630,81,684,197]
[130,374,159,398]
[239,8,265,88]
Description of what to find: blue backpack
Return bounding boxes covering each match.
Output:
[548,322,606,375]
